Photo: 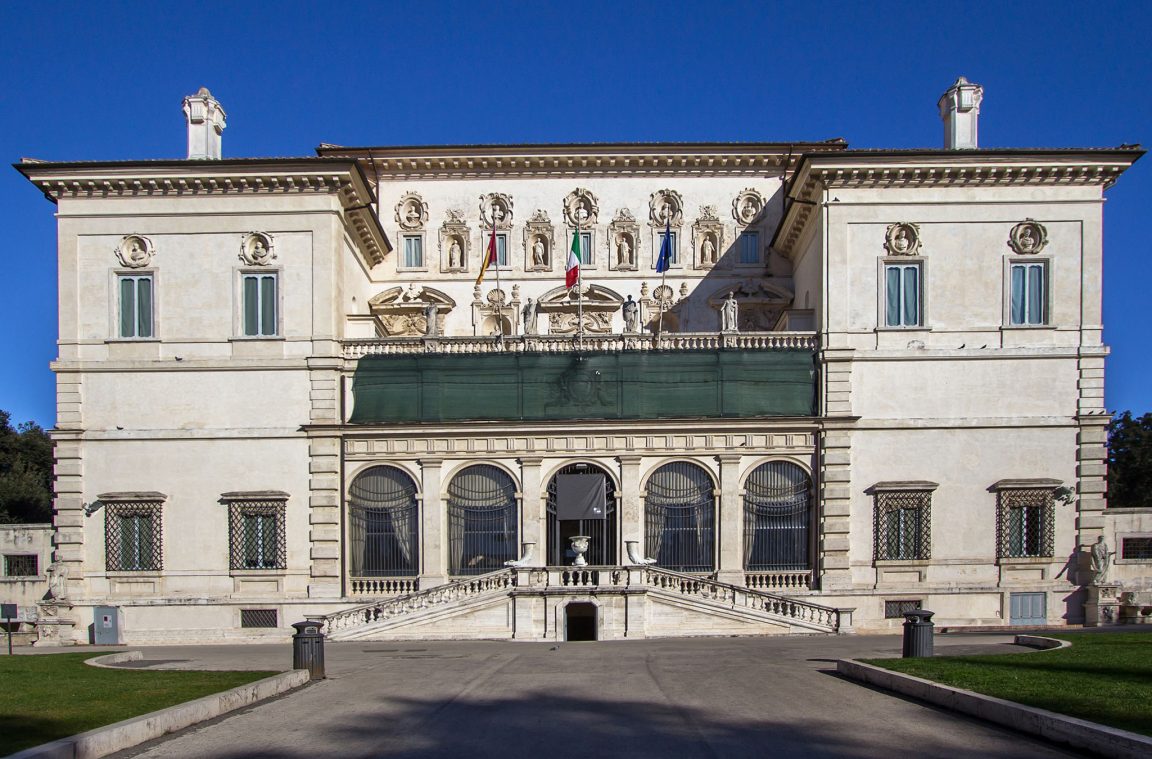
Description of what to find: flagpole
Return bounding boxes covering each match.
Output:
[576,226,584,348]
[492,203,504,340]
[655,218,670,343]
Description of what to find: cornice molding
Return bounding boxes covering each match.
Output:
[17,161,392,268]
[773,151,1143,259]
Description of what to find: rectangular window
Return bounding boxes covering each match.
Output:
[1121,537,1152,560]
[658,230,678,266]
[874,490,932,561]
[997,488,1054,559]
[739,231,760,264]
[1010,261,1047,325]
[118,274,153,338]
[227,496,287,570]
[240,609,278,628]
[3,554,38,577]
[495,234,508,267]
[242,273,278,337]
[402,235,424,268]
[884,599,923,619]
[884,263,921,327]
[105,502,163,571]
[579,232,593,266]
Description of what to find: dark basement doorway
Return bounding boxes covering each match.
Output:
[565,602,597,641]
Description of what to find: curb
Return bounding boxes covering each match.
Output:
[836,636,1152,759]
[83,651,144,668]
[7,663,310,759]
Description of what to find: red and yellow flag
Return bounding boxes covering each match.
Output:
[475,225,498,285]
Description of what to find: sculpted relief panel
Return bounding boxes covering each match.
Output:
[884,222,922,256]
[395,192,428,231]
[116,235,155,268]
[733,189,764,226]
[239,232,276,266]
[1008,220,1048,255]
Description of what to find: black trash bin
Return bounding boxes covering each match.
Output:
[291,619,326,680]
[902,609,934,658]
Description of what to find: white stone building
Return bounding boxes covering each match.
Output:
[15,81,1145,644]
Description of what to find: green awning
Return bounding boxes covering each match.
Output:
[349,349,816,425]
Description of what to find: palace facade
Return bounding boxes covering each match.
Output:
[17,80,1145,644]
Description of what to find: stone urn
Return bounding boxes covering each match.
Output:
[569,535,591,567]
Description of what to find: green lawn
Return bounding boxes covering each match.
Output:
[0,653,277,755]
[864,633,1152,737]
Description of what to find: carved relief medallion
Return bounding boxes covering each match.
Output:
[239,232,276,266]
[649,189,684,227]
[733,189,765,225]
[884,222,922,256]
[1008,220,1048,255]
[480,193,514,229]
[116,235,154,268]
[563,188,599,229]
[395,192,428,231]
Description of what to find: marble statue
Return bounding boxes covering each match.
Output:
[424,303,439,336]
[504,542,536,567]
[46,561,69,600]
[625,540,657,565]
[701,237,716,264]
[893,227,912,253]
[532,238,546,266]
[617,236,632,266]
[721,292,739,331]
[622,295,639,332]
[1019,225,1038,252]
[522,298,538,335]
[449,239,462,268]
[1090,536,1114,585]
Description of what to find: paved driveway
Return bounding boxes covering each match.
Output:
[113,634,1083,758]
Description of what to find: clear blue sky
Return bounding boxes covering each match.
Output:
[2,1,1148,427]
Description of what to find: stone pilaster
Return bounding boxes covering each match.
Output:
[716,454,744,585]
[1075,348,1109,545]
[518,457,546,566]
[818,420,854,591]
[419,458,448,586]
[307,435,342,598]
[617,455,643,555]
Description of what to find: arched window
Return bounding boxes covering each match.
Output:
[546,463,618,565]
[447,465,518,575]
[644,462,714,572]
[743,461,811,571]
[349,466,420,577]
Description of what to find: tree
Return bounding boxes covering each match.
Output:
[0,410,54,523]
[1107,411,1152,509]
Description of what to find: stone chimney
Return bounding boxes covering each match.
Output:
[182,87,227,160]
[938,76,983,150]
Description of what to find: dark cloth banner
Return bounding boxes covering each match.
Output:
[556,474,607,520]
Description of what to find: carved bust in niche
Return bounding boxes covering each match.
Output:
[396,192,427,231]
[116,235,154,268]
[733,189,764,225]
[884,223,922,256]
[240,233,276,266]
[1008,220,1048,255]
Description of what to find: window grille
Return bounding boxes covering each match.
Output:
[227,497,287,571]
[105,501,163,571]
[997,488,1054,559]
[1122,537,1152,560]
[645,462,714,573]
[743,462,811,571]
[4,554,38,577]
[349,466,420,577]
[240,609,278,628]
[547,463,617,565]
[447,465,518,575]
[874,491,932,561]
[884,599,922,619]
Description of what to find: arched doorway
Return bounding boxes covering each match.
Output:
[644,461,715,572]
[348,466,420,578]
[743,461,812,573]
[447,464,518,575]
[546,462,617,566]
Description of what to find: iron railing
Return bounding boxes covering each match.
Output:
[349,466,420,577]
[743,461,812,571]
[228,499,287,571]
[997,488,1054,559]
[448,465,518,575]
[645,462,715,573]
[546,463,617,565]
[105,501,163,572]
[873,490,932,561]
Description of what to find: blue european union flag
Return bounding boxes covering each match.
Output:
[655,219,672,273]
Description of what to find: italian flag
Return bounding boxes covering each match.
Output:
[565,229,581,288]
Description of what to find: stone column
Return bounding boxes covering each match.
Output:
[518,457,546,566]
[617,455,643,556]
[419,458,448,586]
[716,454,744,585]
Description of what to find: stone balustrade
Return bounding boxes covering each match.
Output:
[349,577,419,597]
[342,332,817,359]
[744,570,813,592]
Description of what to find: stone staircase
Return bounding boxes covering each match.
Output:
[318,566,843,641]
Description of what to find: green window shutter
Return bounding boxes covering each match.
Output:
[120,278,136,337]
[260,276,277,336]
[243,276,259,336]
